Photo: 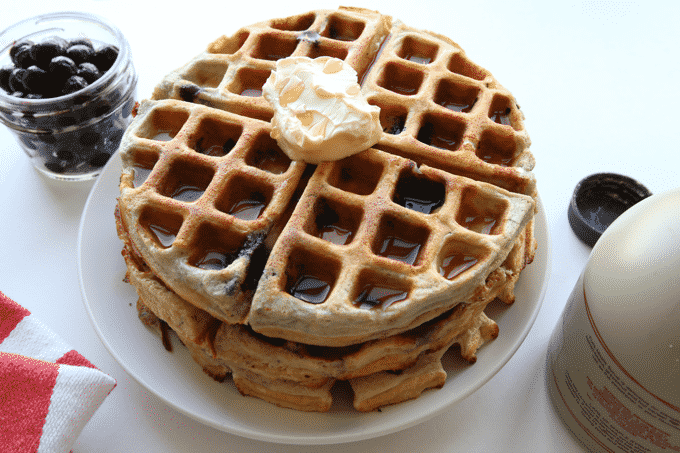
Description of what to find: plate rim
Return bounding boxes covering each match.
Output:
[77,150,552,445]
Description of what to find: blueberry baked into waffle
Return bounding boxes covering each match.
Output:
[115,7,538,412]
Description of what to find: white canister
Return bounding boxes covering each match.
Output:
[547,187,680,452]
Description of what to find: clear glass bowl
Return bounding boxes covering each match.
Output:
[0,11,137,181]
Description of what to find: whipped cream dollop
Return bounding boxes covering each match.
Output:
[262,56,382,164]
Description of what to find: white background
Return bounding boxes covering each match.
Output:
[1,1,679,451]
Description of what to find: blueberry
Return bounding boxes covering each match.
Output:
[93,45,119,72]
[88,152,110,168]
[76,62,100,83]
[78,130,102,146]
[93,102,112,117]
[22,65,49,94]
[49,56,77,81]
[31,38,67,69]
[179,84,202,102]
[68,38,94,51]
[44,160,70,174]
[8,68,27,92]
[55,148,76,162]
[56,114,78,127]
[31,76,60,99]
[62,75,88,95]
[10,40,34,66]
[37,133,56,144]
[10,40,32,58]
[15,45,36,69]
[66,44,93,65]
[0,66,12,93]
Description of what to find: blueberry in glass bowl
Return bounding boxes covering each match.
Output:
[0,12,137,181]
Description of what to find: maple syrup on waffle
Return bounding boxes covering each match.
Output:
[490,107,511,126]
[400,196,442,214]
[441,99,476,113]
[384,81,418,95]
[404,54,431,64]
[354,284,407,310]
[417,122,460,151]
[378,236,421,265]
[319,224,353,245]
[228,197,266,221]
[461,215,497,235]
[248,147,290,174]
[196,137,236,157]
[383,113,406,135]
[171,184,204,203]
[477,151,514,167]
[290,275,331,304]
[148,224,176,248]
[195,250,231,270]
[439,254,478,279]
[314,201,355,245]
[394,174,445,214]
[132,166,152,187]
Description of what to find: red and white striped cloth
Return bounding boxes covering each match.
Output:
[0,291,116,453]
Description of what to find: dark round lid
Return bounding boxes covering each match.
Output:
[568,173,651,247]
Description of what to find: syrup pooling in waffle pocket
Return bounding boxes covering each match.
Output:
[117,7,538,410]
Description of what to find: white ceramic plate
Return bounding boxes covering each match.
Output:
[78,151,551,445]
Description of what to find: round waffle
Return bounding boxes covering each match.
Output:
[115,6,539,410]
[118,6,537,347]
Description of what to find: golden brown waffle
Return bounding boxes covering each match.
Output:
[116,6,539,410]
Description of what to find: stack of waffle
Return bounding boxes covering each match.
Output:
[115,6,537,412]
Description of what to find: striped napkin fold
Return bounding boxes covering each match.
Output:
[0,291,116,453]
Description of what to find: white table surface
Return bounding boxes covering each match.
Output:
[2,1,678,451]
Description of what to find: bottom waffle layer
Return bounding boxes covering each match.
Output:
[133,282,498,412]
[119,214,534,412]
